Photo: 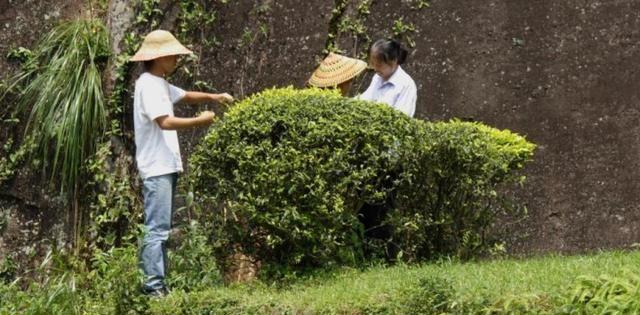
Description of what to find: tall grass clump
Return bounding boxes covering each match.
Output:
[0,19,110,195]
[0,19,110,247]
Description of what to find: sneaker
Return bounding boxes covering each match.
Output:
[142,286,169,298]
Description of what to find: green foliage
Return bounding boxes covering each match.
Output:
[392,120,535,261]
[135,0,163,28]
[392,17,417,48]
[411,0,430,9]
[324,0,350,53]
[482,294,549,314]
[0,251,84,314]
[89,246,150,314]
[177,0,217,43]
[190,87,535,275]
[147,251,640,314]
[325,0,372,58]
[106,29,141,138]
[337,17,368,45]
[392,18,416,37]
[173,1,228,86]
[86,141,141,250]
[0,215,6,238]
[84,3,153,254]
[88,0,110,14]
[1,250,640,314]
[6,47,35,65]
[561,271,640,314]
[0,135,36,184]
[0,233,223,314]
[148,289,269,315]
[166,220,222,291]
[191,87,420,274]
[0,255,17,284]
[0,247,149,314]
[0,19,110,194]
[10,273,84,314]
[400,275,457,314]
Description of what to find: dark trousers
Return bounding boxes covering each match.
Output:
[358,193,400,262]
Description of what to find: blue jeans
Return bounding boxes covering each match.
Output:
[140,173,177,291]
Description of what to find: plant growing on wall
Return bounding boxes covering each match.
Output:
[0,19,110,245]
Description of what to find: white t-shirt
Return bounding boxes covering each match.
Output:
[358,66,417,117]
[133,72,186,179]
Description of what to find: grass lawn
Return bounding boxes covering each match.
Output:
[150,250,640,314]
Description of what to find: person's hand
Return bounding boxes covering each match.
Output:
[198,110,216,125]
[216,93,234,104]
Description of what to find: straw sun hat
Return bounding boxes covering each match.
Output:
[309,53,367,88]
[130,30,193,62]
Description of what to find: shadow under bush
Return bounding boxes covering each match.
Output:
[190,87,535,276]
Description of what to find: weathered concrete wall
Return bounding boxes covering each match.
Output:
[2,0,640,260]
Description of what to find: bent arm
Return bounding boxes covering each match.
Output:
[155,115,212,130]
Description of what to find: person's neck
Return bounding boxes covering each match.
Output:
[148,67,165,77]
[382,65,399,82]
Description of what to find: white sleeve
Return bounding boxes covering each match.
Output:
[141,82,174,121]
[394,83,417,118]
[168,83,186,104]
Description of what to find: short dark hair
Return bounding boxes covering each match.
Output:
[370,39,408,65]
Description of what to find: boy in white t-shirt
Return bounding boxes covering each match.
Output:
[129,30,233,297]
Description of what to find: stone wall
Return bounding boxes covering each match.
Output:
[0,0,84,265]
[2,0,640,261]
[396,0,640,254]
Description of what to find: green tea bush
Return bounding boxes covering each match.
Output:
[190,87,535,274]
[191,87,420,273]
[392,121,536,260]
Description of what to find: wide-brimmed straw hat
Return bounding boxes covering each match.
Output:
[309,53,367,87]
[130,30,193,62]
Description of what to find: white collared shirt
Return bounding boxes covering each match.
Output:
[358,66,417,117]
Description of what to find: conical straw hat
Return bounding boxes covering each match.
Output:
[309,53,367,88]
[130,30,193,62]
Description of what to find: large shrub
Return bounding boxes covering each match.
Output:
[190,87,535,274]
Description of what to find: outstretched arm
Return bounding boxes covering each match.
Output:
[181,91,234,105]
